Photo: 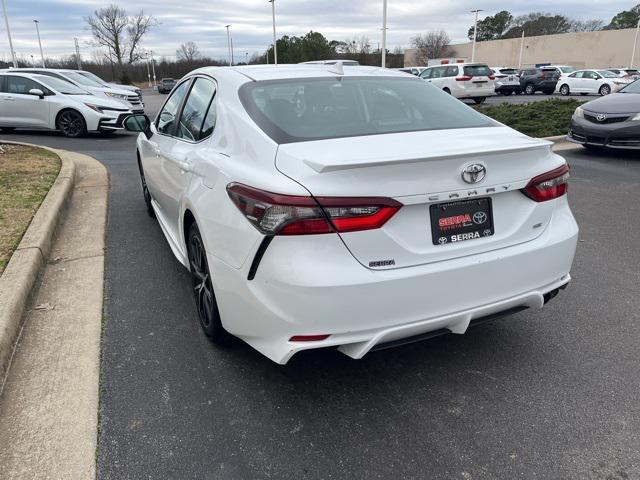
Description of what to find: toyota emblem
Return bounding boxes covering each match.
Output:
[461,163,486,184]
[473,212,488,224]
[596,114,607,122]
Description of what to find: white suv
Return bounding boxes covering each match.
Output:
[419,63,495,103]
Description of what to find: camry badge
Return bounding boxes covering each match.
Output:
[596,114,607,122]
[461,163,486,184]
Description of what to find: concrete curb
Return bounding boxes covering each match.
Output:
[542,134,568,143]
[0,141,76,387]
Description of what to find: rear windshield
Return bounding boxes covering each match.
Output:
[239,77,494,144]
[559,67,576,73]
[498,68,518,74]
[463,65,492,77]
[598,70,618,78]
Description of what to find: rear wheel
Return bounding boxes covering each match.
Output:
[187,222,231,344]
[559,84,570,96]
[503,90,513,96]
[56,110,87,137]
[599,84,611,96]
[443,88,451,95]
[524,84,535,95]
[472,97,486,104]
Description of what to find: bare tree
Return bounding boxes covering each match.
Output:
[570,19,604,32]
[411,31,452,64]
[85,4,157,66]
[176,41,201,62]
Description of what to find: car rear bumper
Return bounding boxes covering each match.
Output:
[209,197,578,364]
[568,118,640,149]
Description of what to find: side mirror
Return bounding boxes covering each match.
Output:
[29,88,44,99]
[123,114,152,139]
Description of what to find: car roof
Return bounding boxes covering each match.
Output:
[192,64,407,82]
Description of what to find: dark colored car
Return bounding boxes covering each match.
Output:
[519,68,560,95]
[158,78,177,94]
[568,80,640,150]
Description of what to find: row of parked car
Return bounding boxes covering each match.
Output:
[0,68,145,137]
[398,64,639,101]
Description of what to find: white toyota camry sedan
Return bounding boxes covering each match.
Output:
[124,64,578,364]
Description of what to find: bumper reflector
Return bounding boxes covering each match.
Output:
[289,335,330,342]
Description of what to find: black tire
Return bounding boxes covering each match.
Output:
[187,222,231,344]
[503,90,513,96]
[137,158,155,218]
[56,109,87,137]
[599,84,611,96]
[472,97,486,104]
[443,88,451,95]
[524,84,535,95]
[559,84,570,96]
[1,127,16,132]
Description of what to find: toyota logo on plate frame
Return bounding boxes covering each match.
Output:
[461,163,487,184]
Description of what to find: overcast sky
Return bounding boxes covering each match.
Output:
[0,0,635,62]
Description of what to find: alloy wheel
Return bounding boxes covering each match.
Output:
[57,111,85,137]
[189,232,215,331]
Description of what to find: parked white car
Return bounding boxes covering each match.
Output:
[491,67,521,95]
[0,72,135,137]
[557,69,631,96]
[7,68,143,111]
[396,67,427,76]
[419,63,495,103]
[607,68,639,81]
[74,70,143,106]
[545,65,576,80]
[123,65,578,364]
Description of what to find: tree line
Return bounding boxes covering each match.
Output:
[467,5,640,42]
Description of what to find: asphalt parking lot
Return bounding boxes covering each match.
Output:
[2,91,639,479]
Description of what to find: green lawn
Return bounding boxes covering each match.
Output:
[474,99,585,138]
[0,144,60,275]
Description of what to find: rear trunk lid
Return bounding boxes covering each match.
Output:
[275,126,563,269]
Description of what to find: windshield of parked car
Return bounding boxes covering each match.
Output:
[80,71,109,86]
[240,76,494,143]
[63,71,104,87]
[34,75,89,95]
[597,70,618,78]
[620,80,640,93]
[559,67,576,73]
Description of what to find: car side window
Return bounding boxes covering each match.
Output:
[176,77,217,142]
[6,76,46,94]
[157,80,191,136]
[446,66,458,77]
[419,68,432,79]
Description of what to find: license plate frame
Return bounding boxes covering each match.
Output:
[430,197,494,246]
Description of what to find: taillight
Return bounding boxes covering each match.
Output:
[455,75,473,81]
[226,183,401,235]
[488,74,495,80]
[522,164,570,202]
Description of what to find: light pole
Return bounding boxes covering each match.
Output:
[225,25,232,66]
[33,19,45,67]
[470,9,483,63]
[1,0,17,68]
[381,0,388,68]
[30,54,34,66]
[631,18,640,69]
[145,52,151,87]
[74,37,82,70]
[150,50,157,88]
[231,37,235,65]
[518,30,525,69]
[245,52,248,65]
[269,0,277,65]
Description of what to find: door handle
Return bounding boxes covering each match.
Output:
[176,160,190,172]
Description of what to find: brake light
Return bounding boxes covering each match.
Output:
[522,164,570,202]
[455,75,473,81]
[488,74,495,80]
[226,183,401,235]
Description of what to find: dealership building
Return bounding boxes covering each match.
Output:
[404,27,639,69]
